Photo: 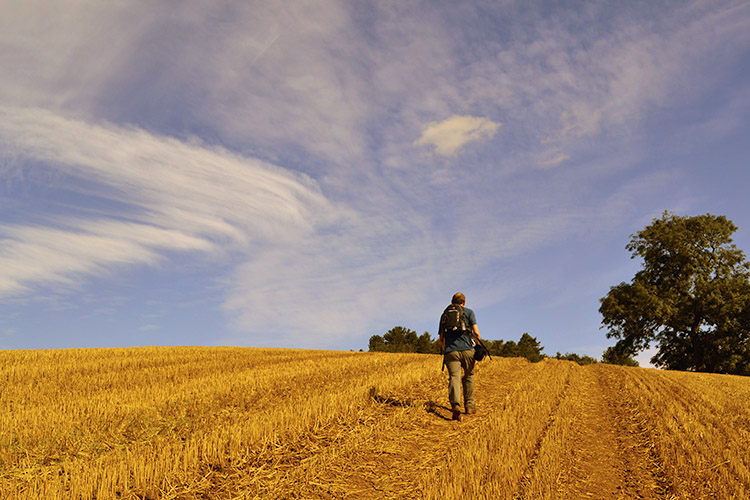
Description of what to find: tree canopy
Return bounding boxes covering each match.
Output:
[599,212,750,374]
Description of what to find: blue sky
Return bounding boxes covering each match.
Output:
[1,1,748,366]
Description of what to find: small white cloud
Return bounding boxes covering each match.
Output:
[415,115,500,156]
[538,151,570,168]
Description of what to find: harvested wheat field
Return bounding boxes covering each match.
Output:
[1,347,749,499]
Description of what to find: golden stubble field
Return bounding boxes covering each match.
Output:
[1,346,749,499]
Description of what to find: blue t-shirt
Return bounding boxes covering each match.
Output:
[442,306,477,353]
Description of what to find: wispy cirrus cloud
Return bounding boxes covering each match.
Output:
[458,1,749,168]
[0,221,211,296]
[0,106,341,298]
[0,106,336,239]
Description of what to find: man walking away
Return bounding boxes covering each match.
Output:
[438,292,481,421]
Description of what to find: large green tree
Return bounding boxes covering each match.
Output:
[599,212,750,374]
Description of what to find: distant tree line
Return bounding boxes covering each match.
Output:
[367,326,440,354]
[553,352,598,366]
[368,328,634,366]
[368,327,548,361]
[483,333,545,362]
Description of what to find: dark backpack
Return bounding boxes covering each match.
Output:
[441,304,467,335]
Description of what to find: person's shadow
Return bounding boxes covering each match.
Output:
[370,389,454,421]
[426,401,453,421]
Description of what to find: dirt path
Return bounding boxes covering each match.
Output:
[556,364,672,499]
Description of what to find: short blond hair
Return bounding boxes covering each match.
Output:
[451,292,465,305]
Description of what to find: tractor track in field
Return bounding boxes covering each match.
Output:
[557,365,673,499]
[513,365,575,500]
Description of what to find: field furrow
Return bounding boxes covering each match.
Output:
[621,368,750,499]
[1,348,440,498]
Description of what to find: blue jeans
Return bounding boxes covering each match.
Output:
[444,349,475,407]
